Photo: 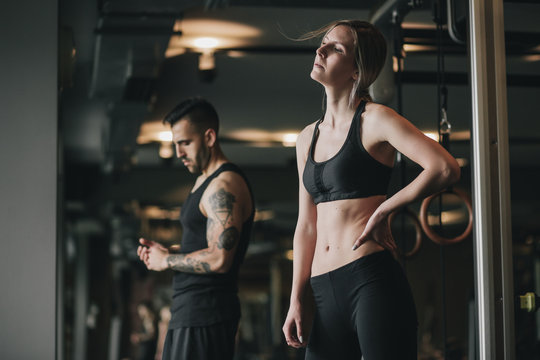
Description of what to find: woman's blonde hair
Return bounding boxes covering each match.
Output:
[299,20,387,108]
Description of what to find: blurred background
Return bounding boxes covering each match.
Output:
[2,0,540,359]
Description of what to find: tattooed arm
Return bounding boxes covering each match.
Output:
[167,173,250,274]
[138,172,251,274]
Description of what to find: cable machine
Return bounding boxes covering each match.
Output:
[387,2,474,358]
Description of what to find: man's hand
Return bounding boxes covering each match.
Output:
[137,238,169,271]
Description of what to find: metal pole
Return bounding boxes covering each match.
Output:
[74,234,89,360]
[492,1,516,359]
[468,0,515,359]
[270,257,283,346]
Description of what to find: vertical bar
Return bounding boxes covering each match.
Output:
[108,316,122,360]
[493,1,516,359]
[57,134,65,360]
[56,182,64,360]
[74,234,89,360]
[468,0,515,359]
[270,257,282,346]
[535,250,540,341]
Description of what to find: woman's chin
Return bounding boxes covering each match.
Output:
[310,71,324,84]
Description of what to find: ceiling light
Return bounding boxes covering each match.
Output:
[402,22,437,30]
[199,51,215,71]
[424,132,438,141]
[141,206,180,220]
[226,129,301,147]
[158,131,172,142]
[450,130,470,141]
[227,50,247,58]
[254,209,275,221]
[167,19,261,55]
[393,56,405,72]
[194,37,219,49]
[165,47,187,59]
[422,130,470,142]
[403,44,436,53]
[282,133,298,147]
[427,209,469,225]
[137,121,173,144]
[285,250,294,261]
[159,142,174,159]
[456,158,469,167]
[522,54,540,62]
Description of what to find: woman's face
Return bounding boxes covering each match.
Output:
[310,25,358,89]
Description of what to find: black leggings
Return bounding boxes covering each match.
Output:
[306,250,418,360]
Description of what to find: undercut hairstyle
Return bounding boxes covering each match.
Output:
[298,20,387,107]
[163,97,220,135]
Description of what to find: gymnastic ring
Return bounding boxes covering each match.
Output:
[388,207,422,258]
[419,187,473,245]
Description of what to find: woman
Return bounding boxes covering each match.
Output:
[131,302,157,360]
[282,20,460,359]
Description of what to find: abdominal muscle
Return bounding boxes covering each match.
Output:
[310,195,388,277]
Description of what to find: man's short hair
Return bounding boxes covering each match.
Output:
[163,97,219,134]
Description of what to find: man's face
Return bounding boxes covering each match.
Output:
[171,118,210,174]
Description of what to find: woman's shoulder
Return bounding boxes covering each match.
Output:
[361,102,407,144]
[301,119,318,134]
[296,119,319,155]
[297,120,318,142]
[363,102,403,129]
[364,102,398,120]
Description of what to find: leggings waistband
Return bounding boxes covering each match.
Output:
[310,250,391,283]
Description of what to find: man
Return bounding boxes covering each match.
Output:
[137,97,254,360]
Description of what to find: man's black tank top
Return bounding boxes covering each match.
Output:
[169,163,254,328]
[303,101,393,205]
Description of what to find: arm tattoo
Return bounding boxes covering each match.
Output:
[218,227,240,250]
[166,254,211,274]
[207,188,240,250]
[209,188,236,227]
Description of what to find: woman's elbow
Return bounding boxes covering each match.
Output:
[442,159,461,186]
[294,222,317,243]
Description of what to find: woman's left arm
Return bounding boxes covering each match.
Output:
[353,105,460,249]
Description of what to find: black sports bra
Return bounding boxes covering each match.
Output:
[302,101,393,205]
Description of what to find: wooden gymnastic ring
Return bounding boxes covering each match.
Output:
[388,207,422,258]
[419,187,473,245]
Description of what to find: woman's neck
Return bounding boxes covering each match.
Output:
[323,89,361,125]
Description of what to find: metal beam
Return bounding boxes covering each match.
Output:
[468,0,515,359]
[369,0,412,104]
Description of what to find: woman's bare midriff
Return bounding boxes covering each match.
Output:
[311,195,388,277]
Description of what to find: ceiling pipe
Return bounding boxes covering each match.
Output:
[369,0,416,104]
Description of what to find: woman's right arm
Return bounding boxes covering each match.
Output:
[283,125,318,348]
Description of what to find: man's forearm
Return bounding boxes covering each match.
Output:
[165,225,240,274]
[166,253,212,274]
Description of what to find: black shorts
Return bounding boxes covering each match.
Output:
[306,250,418,360]
[161,318,239,360]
